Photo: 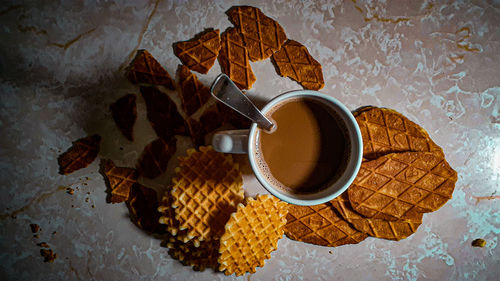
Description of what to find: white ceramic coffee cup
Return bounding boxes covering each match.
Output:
[212,90,363,206]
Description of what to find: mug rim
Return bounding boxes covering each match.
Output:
[247,90,363,206]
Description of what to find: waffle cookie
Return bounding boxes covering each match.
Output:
[218,195,288,276]
[218,28,256,90]
[285,202,367,247]
[137,138,177,179]
[177,65,212,116]
[110,94,137,141]
[272,40,324,90]
[127,49,175,90]
[58,134,101,175]
[140,86,187,140]
[167,236,220,271]
[331,193,422,240]
[127,183,165,234]
[348,151,457,221]
[103,159,138,203]
[174,29,221,74]
[227,6,287,62]
[171,146,244,242]
[355,107,443,160]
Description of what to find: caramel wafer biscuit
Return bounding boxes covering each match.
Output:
[127,50,175,90]
[218,28,256,90]
[355,107,443,160]
[127,183,165,234]
[348,152,457,221]
[227,6,287,61]
[103,159,138,203]
[218,195,288,276]
[174,29,221,74]
[58,134,101,175]
[110,94,137,141]
[177,65,212,116]
[285,202,367,247]
[137,138,177,179]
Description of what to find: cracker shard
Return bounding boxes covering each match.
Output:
[177,65,212,116]
[127,183,165,234]
[174,29,221,74]
[110,94,137,141]
[272,39,325,90]
[348,151,457,221]
[218,195,288,276]
[127,49,175,90]
[103,159,138,203]
[58,134,101,175]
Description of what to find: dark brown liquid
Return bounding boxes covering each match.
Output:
[257,98,347,194]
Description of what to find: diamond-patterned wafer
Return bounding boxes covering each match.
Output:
[355,107,443,160]
[110,94,137,141]
[127,183,165,234]
[227,6,287,62]
[177,65,212,116]
[140,86,187,140]
[127,49,175,90]
[174,29,221,74]
[167,237,220,271]
[171,146,244,242]
[348,152,457,221]
[58,134,101,175]
[285,202,367,247]
[218,28,256,90]
[137,138,177,179]
[272,39,325,90]
[331,193,422,240]
[218,195,288,276]
[103,159,138,203]
[186,104,227,146]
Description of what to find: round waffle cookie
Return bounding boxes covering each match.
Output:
[171,146,244,242]
[355,107,443,160]
[285,202,367,247]
[218,195,288,276]
[331,193,422,241]
[166,235,220,272]
[347,151,458,221]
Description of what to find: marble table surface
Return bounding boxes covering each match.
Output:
[1,0,499,280]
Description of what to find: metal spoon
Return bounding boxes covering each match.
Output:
[210,74,274,131]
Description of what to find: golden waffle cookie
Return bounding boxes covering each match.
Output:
[227,6,287,62]
[218,28,256,90]
[177,65,212,116]
[174,29,221,74]
[355,107,443,160]
[127,49,175,90]
[137,138,177,179]
[58,134,101,175]
[271,39,325,90]
[171,146,244,242]
[103,159,138,203]
[285,202,367,247]
[127,183,165,234]
[167,237,220,271]
[348,152,458,221]
[140,86,187,140]
[331,193,422,240]
[218,195,288,276]
[110,94,137,141]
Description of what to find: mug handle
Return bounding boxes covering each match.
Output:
[212,130,250,154]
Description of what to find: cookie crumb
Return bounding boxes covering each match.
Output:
[472,238,486,247]
[37,242,50,248]
[40,249,57,263]
[33,234,40,239]
[30,224,40,233]
[66,187,74,195]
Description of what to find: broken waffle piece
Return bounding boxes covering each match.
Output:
[137,138,177,179]
[174,29,221,74]
[127,183,165,234]
[103,159,138,203]
[58,134,101,175]
[355,107,444,160]
[348,152,458,221]
[271,39,324,90]
[285,202,367,247]
[331,193,422,241]
[227,6,287,61]
[110,94,137,141]
[218,28,256,90]
[140,86,187,140]
[177,65,212,116]
[218,195,288,276]
[171,146,244,242]
[185,103,228,147]
[127,50,175,90]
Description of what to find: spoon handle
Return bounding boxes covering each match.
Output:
[210,74,274,131]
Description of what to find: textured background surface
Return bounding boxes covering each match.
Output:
[0,0,499,280]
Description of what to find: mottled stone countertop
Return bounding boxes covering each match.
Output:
[0,0,499,280]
